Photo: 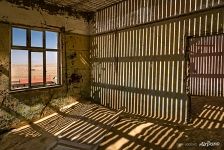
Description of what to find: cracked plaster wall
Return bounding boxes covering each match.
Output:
[0,1,90,130]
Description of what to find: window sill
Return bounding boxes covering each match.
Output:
[9,85,63,94]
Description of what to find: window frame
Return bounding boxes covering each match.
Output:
[10,25,61,91]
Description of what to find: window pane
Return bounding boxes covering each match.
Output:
[31,52,43,86]
[12,28,27,46]
[46,31,58,49]
[46,51,58,85]
[11,50,28,89]
[31,30,43,47]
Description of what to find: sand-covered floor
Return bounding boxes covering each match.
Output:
[0,97,223,150]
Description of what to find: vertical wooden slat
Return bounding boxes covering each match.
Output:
[146,0,149,22]
[149,0,153,21]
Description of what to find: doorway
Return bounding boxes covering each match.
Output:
[186,34,224,122]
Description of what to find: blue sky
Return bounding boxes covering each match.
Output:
[12,28,26,46]
[46,31,58,49]
[31,30,43,47]
[11,50,28,65]
[12,28,58,65]
[11,50,58,65]
[31,52,43,65]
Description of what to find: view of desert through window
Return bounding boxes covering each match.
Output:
[11,28,58,89]
[11,63,58,89]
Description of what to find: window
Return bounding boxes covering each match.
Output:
[11,26,60,90]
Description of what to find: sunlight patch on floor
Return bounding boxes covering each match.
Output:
[104,123,153,150]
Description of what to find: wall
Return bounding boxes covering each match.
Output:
[0,1,89,34]
[65,33,90,99]
[90,0,224,123]
[0,1,90,130]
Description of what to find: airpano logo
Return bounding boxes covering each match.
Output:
[199,141,220,147]
[177,142,197,147]
[177,141,221,148]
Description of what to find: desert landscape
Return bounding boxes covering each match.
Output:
[11,64,58,89]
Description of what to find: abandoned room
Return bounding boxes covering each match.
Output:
[0,0,223,149]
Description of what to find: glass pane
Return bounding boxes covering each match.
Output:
[46,31,58,49]
[12,28,27,46]
[31,52,43,86]
[31,30,43,47]
[11,50,28,89]
[46,51,58,85]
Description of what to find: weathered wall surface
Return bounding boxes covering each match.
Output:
[65,33,90,99]
[91,0,224,124]
[0,1,90,130]
[0,1,90,34]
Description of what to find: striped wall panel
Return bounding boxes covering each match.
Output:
[91,0,224,123]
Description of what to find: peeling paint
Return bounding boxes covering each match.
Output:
[0,1,90,35]
[68,52,77,59]
[6,0,94,22]
[69,73,82,84]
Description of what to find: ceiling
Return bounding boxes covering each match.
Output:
[6,0,125,21]
[45,0,124,12]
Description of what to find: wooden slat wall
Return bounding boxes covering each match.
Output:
[91,0,224,123]
[95,0,224,33]
[189,34,224,97]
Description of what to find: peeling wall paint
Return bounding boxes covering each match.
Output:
[6,0,94,20]
[0,1,90,35]
[65,34,90,99]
